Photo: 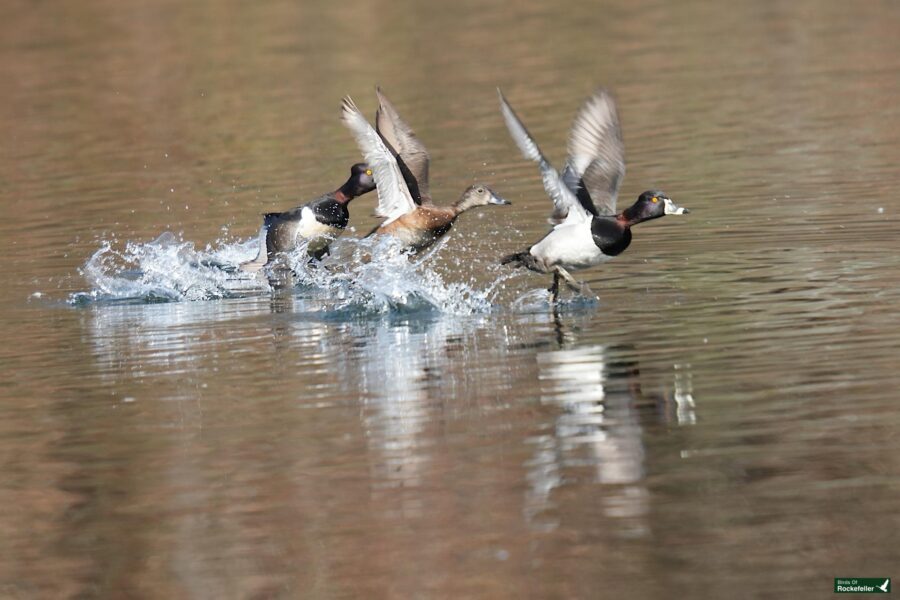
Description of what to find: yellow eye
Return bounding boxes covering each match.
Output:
[365,169,373,176]
[651,196,659,203]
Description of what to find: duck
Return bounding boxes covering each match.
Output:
[240,163,376,272]
[339,88,510,254]
[497,87,689,301]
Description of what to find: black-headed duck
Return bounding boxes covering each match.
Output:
[339,89,509,254]
[497,88,688,301]
[240,163,375,272]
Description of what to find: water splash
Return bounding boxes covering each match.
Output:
[510,288,600,313]
[69,232,267,305]
[286,236,514,315]
[69,232,514,315]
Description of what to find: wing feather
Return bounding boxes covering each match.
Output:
[375,87,432,205]
[565,88,626,215]
[340,96,417,225]
[497,89,590,225]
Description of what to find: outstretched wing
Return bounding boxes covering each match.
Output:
[564,87,625,216]
[497,88,591,225]
[375,87,432,205]
[341,96,417,225]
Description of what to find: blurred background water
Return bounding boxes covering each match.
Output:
[2,0,900,597]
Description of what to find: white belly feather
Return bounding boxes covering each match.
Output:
[292,207,342,256]
[244,207,344,271]
[529,222,609,271]
[296,207,342,239]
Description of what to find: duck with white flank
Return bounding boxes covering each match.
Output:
[240,163,376,272]
[340,89,510,254]
[497,88,688,301]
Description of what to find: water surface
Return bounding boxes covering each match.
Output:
[3,0,900,597]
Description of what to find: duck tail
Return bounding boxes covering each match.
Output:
[500,250,530,267]
[501,249,545,272]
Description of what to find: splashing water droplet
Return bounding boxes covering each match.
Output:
[69,232,507,316]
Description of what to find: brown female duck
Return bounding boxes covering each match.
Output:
[340,89,509,254]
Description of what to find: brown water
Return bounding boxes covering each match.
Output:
[3,0,900,597]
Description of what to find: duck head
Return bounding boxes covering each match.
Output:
[620,190,688,225]
[338,163,377,202]
[454,184,510,213]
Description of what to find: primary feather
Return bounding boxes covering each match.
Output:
[497,89,591,224]
[565,88,625,216]
[341,96,417,225]
[375,87,432,205]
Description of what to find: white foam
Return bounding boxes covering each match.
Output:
[70,231,508,316]
[71,231,267,304]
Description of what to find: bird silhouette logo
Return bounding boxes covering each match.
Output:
[878,579,890,593]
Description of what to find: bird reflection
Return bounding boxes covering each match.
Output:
[357,321,435,512]
[673,363,696,425]
[268,286,295,314]
[524,308,696,536]
[328,316,518,519]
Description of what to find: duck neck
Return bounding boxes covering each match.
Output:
[335,178,361,204]
[618,205,642,227]
[453,194,478,215]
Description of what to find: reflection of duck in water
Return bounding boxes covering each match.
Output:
[524,309,697,531]
[524,341,651,532]
[498,88,688,301]
[536,344,646,484]
[240,163,376,272]
[348,319,472,500]
[328,316,524,515]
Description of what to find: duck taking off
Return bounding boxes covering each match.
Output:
[340,89,510,254]
[240,163,376,272]
[497,88,688,301]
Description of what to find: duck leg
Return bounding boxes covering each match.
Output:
[548,271,560,303]
[556,266,592,297]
